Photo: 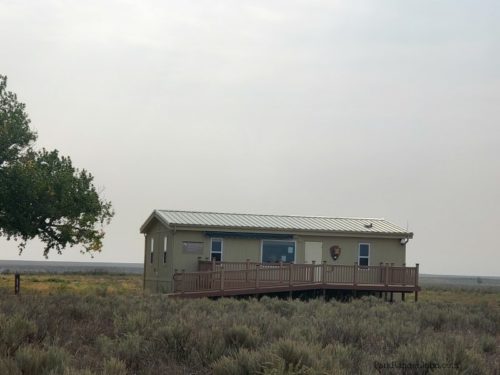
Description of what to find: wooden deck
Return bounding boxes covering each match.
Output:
[170,261,420,300]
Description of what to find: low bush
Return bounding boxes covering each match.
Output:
[0,280,498,374]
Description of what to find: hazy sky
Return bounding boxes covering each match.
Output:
[1,1,499,276]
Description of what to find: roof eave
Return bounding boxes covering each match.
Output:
[167,223,413,238]
[139,210,171,233]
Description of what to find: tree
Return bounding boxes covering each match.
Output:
[0,75,114,257]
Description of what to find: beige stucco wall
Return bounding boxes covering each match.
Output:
[143,220,408,293]
[143,220,174,293]
[295,235,405,266]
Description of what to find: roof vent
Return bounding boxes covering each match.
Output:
[364,223,373,229]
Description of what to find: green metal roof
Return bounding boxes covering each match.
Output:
[141,210,413,238]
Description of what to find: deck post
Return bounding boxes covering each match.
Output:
[279,261,283,283]
[311,261,316,283]
[212,257,216,271]
[220,266,225,291]
[379,262,384,284]
[322,261,326,284]
[414,263,419,287]
[402,293,405,301]
[390,263,394,285]
[288,263,293,287]
[402,263,406,286]
[180,270,185,294]
[255,264,260,289]
[246,259,250,284]
[384,263,389,286]
[353,262,358,286]
[414,263,420,302]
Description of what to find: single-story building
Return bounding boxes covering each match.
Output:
[140,210,414,294]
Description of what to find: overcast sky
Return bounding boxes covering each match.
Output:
[1,0,499,276]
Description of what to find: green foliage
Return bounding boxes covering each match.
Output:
[0,76,35,166]
[0,75,113,256]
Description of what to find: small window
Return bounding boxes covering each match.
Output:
[163,236,168,264]
[210,238,223,261]
[150,238,154,264]
[358,243,370,266]
[182,241,203,254]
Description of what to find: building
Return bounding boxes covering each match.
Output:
[140,210,418,299]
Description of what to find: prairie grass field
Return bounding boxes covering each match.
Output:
[0,274,498,374]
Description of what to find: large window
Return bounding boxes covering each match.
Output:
[210,238,223,261]
[262,240,295,263]
[358,243,370,266]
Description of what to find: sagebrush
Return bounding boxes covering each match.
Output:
[0,278,498,374]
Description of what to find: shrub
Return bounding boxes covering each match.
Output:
[102,358,128,375]
[0,276,499,374]
[269,339,314,371]
[154,322,192,362]
[0,357,21,375]
[213,348,273,375]
[478,335,496,353]
[15,346,69,375]
[223,325,259,350]
[0,314,37,355]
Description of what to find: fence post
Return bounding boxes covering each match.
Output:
[212,257,216,271]
[322,261,326,284]
[255,264,260,289]
[14,273,20,295]
[220,266,225,291]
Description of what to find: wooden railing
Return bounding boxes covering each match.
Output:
[173,262,419,294]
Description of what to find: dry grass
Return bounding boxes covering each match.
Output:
[0,274,498,374]
[0,274,142,295]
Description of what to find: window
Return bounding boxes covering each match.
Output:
[358,243,370,266]
[150,238,154,264]
[262,240,295,263]
[182,241,203,254]
[163,236,168,264]
[210,238,223,261]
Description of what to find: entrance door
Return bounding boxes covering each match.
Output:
[305,242,323,281]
